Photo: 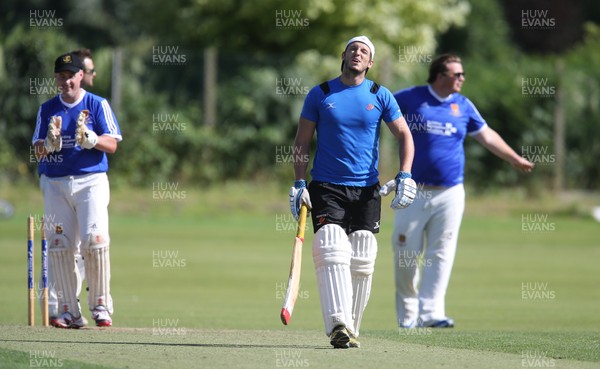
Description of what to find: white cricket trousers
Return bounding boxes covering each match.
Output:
[40,173,110,312]
[41,173,110,250]
[392,184,465,326]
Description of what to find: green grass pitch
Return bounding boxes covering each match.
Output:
[0,184,599,368]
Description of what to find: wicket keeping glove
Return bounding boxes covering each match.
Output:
[289,180,312,221]
[75,110,98,149]
[390,171,417,209]
[44,116,62,153]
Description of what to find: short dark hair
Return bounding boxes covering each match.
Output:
[427,54,461,84]
[72,48,93,61]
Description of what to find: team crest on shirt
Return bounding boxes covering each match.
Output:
[366,103,374,111]
[80,109,93,125]
[450,103,461,117]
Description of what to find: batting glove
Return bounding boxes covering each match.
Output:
[379,179,396,197]
[75,110,98,149]
[44,116,62,153]
[289,180,312,221]
[390,171,417,209]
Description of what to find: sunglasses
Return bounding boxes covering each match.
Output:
[84,69,96,75]
[445,72,465,79]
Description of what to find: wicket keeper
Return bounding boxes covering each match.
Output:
[32,52,122,328]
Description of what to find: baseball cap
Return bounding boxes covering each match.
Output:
[346,36,375,59]
[54,52,83,73]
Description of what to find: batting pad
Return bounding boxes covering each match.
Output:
[48,233,80,317]
[349,230,378,337]
[83,233,113,314]
[40,272,58,318]
[312,224,354,336]
[75,252,86,297]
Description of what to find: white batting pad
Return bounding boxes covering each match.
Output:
[312,224,354,336]
[75,252,85,297]
[349,230,378,337]
[48,233,80,317]
[83,233,113,314]
[41,268,59,318]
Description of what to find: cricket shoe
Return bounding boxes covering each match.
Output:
[329,325,360,348]
[348,333,361,348]
[399,320,417,329]
[92,306,112,327]
[51,312,85,329]
[421,318,454,328]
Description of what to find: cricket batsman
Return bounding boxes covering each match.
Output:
[289,36,416,348]
[32,52,122,328]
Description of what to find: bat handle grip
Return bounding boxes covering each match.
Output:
[297,205,308,239]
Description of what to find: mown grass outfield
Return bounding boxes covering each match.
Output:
[0,183,599,369]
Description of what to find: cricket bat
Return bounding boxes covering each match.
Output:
[280,204,308,325]
[27,216,34,326]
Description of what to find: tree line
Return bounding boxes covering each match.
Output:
[1,0,599,191]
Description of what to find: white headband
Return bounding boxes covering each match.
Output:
[346,35,375,59]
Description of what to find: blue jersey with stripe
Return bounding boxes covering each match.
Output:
[394,85,487,187]
[301,77,401,186]
[32,90,122,177]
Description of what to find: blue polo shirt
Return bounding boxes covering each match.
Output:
[301,77,401,186]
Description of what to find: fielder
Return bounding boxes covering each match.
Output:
[73,48,96,88]
[381,54,534,328]
[32,52,122,328]
[290,36,416,348]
